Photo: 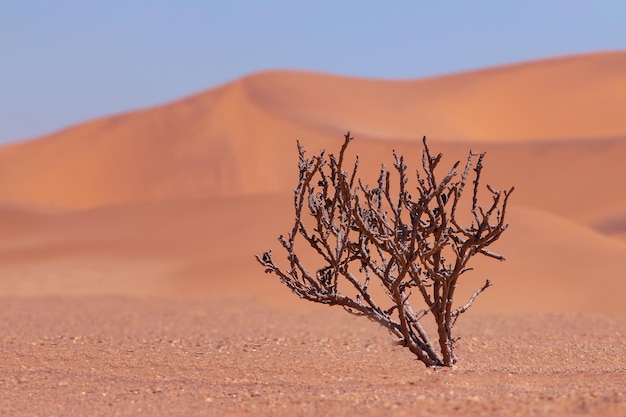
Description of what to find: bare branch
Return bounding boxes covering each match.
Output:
[451,279,492,327]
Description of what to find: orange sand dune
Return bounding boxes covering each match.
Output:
[244,50,626,142]
[0,196,624,313]
[0,51,625,315]
[0,51,625,210]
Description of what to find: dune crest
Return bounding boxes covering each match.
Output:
[244,50,626,142]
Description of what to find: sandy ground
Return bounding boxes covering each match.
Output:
[1,296,624,416]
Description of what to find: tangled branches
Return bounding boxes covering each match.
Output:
[256,132,514,367]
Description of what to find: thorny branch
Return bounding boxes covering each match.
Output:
[256,132,514,367]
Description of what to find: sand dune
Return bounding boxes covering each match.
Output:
[244,50,626,142]
[0,196,624,313]
[0,50,624,315]
[0,51,625,210]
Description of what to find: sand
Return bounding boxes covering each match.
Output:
[0,50,625,415]
[1,297,624,416]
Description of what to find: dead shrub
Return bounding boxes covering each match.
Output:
[257,132,513,367]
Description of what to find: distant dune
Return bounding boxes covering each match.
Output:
[0,50,625,313]
[0,50,625,210]
[244,50,626,142]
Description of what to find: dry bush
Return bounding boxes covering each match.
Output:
[257,132,513,367]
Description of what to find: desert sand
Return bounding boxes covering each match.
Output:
[0,51,625,416]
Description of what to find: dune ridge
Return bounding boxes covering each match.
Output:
[243,50,626,143]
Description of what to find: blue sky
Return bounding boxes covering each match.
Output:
[1,1,625,144]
